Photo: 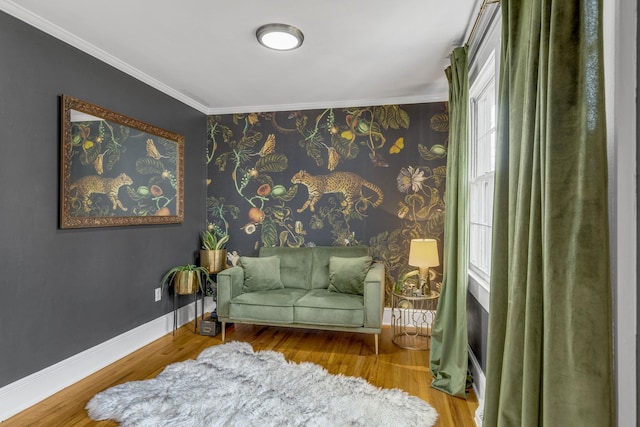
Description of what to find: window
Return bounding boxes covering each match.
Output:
[468,52,497,284]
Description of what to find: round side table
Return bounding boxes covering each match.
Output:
[391,290,440,350]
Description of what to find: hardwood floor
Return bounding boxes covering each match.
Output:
[5,321,478,426]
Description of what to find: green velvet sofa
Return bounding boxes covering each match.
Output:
[216,246,385,354]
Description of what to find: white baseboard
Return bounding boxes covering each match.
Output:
[382,307,392,325]
[0,298,215,422]
[474,398,484,427]
[468,345,486,427]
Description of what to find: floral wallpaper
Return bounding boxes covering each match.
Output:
[206,103,448,305]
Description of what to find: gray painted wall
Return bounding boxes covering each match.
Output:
[467,293,488,371]
[0,11,207,388]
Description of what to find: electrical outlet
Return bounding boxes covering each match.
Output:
[155,287,162,302]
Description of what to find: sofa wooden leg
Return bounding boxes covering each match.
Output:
[374,334,379,355]
[222,322,226,341]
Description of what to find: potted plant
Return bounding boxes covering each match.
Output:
[160,264,213,295]
[200,230,229,274]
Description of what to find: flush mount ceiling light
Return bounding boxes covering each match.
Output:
[256,23,304,51]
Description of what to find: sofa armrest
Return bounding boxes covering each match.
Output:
[363,262,385,329]
[216,266,244,318]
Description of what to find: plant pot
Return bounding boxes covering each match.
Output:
[200,249,227,274]
[174,271,199,295]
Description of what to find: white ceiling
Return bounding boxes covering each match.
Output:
[1,0,479,114]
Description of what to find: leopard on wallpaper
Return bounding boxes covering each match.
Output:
[206,103,448,305]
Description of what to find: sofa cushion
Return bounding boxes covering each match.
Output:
[230,288,307,323]
[327,255,373,295]
[294,290,364,327]
[310,246,370,289]
[260,247,313,289]
[295,289,364,310]
[240,256,284,293]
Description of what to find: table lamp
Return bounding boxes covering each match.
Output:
[408,239,440,296]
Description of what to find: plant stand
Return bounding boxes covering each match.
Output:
[173,290,200,335]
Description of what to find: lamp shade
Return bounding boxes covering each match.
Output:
[408,239,440,268]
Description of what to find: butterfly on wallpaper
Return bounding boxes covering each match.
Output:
[389,137,405,154]
[369,152,389,168]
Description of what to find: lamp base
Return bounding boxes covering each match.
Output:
[418,266,432,296]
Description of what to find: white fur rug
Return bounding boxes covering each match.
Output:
[86,341,438,426]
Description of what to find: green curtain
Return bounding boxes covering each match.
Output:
[429,45,469,398]
[483,0,614,425]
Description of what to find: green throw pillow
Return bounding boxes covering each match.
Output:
[240,256,284,293]
[327,255,373,295]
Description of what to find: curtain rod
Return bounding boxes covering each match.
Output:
[465,0,500,46]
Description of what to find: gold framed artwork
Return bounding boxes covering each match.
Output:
[60,95,184,228]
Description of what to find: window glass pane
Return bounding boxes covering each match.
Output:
[468,52,496,282]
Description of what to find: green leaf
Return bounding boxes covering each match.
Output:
[426,209,445,237]
[206,196,223,211]
[158,138,176,156]
[279,231,289,247]
[433,166,447,187]
[237,132,262,151]
[418,144,447,160]
[261,219,277,247]
[295,115,308,133]
[255,153,288,173]
[289,236,304,248]
[118,124,130,141]
[397,108,410,129]
[157,139,177,164]
[215,152,231,171]
[255,174,274,187]
[215,234,230,250]
[387,107,400,129]
[148,176,164,187]
[374,106,388,128]
[375,105,410,130]
[430,113,449,132]
[105,149,121,171]
[274,185,298,202]
[221,125,234,143]
[126,186,146,202]
[136,157,165,175]
[332,137,359,160]
[299,139,324,166]
[228,205,240,220]
[418,144,430,160]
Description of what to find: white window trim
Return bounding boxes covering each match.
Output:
[467,8,501,314]
[468,270,491,312]
[469,54,497,278]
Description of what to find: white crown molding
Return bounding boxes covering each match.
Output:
[205,90,449,115]
[0,0,209,114]
[0,298,215,422]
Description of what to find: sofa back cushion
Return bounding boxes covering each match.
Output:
[310,246,370,289]
[260,247,313,289]
[240,256,284,293]
[327,255,373,295]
